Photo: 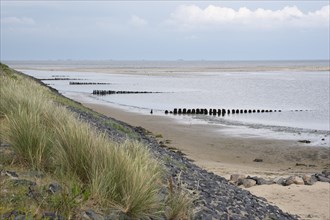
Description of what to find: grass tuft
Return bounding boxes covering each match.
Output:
[1,109,52,170]
[165,177,194,220]
[91,141,163,218]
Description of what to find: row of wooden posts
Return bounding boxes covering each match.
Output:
[70,82,111,85]
[40,78,81,81]
[51,75,68,77]
[92,90,158,95]
[165,108,282,115]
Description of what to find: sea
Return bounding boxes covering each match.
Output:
[7,60,330,147]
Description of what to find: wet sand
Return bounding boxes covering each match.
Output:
[65,93,330,219]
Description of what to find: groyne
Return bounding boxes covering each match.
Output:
[164,108,310,115]
[70,82,111,85]
[39,78,82,80]
[165,108,283,115]
[92,90,161,95]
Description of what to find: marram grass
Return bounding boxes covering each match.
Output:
[91,141,163,218]
[0,63,193,218]
[1,107,52,170]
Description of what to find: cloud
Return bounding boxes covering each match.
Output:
[167,4,330,30]
[1,16,36,25]
[129,15,148,27]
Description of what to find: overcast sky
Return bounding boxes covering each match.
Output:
[1,1,329,60]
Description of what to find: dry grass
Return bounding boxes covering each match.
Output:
[91,141,163,218]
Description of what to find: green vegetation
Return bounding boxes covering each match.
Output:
[166,178,193,219]
[0,63,192,219]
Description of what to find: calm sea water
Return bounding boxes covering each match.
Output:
[12,60,329,145]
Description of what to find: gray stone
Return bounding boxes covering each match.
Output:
[83,209,103,220]
[302,175,317,185]
[242,179,257,188]
[48,183,62,194]
[5,170,18,178]
[316,175,330,183]
[258,178,273,185]
[322,170,330,178]
[247,176,271,185]
[284,176,304,186]
[230,174,246,182]
[273,177,286,185]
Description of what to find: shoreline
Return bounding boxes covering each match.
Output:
[68,94,329,178]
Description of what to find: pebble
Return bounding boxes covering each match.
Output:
[284,176,304,186]
[322,170,330,177]
[82,209,103,220]
[230,174,246,182]
[302,175,318,185]
[48,182,62,194]
[247,176,272,185]
[316,175,330,183]
[5,170,19,178]
[242,179,257,188]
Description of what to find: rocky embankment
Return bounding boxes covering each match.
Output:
[66,105,298,219]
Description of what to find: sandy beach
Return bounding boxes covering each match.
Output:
[67,94,330,219]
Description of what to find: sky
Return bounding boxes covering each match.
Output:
[1,1,329,61]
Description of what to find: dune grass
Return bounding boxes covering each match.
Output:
[91,141,163,218]
[0,63,193,218]
[1,108,52,170]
